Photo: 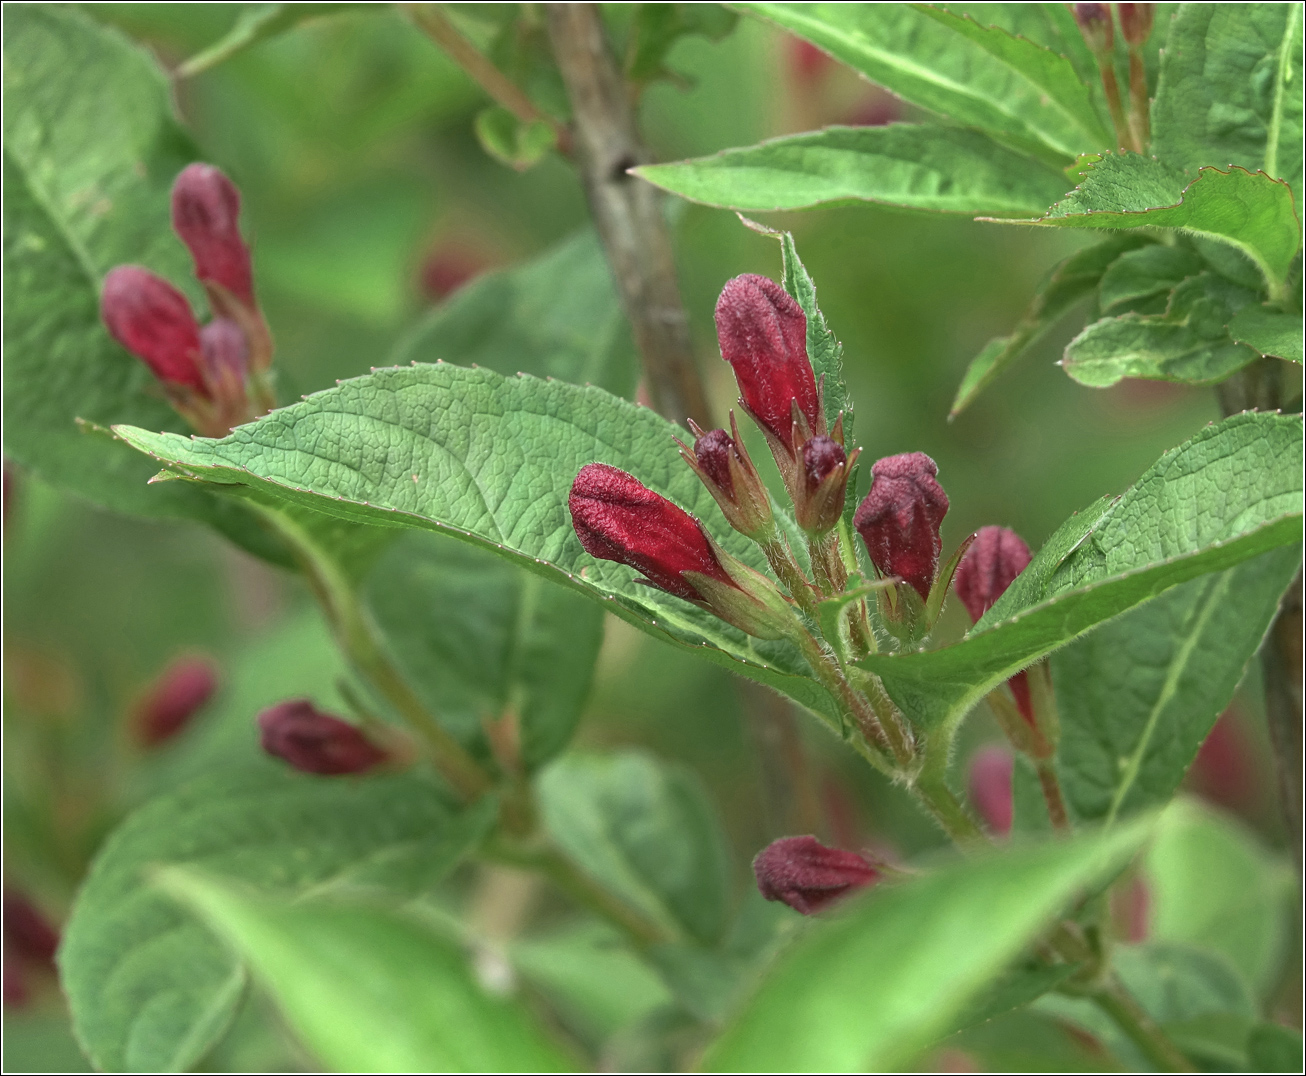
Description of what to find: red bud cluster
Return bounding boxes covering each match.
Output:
[258,699,389,776]
[753,835,879,914]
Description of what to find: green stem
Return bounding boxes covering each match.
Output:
[761,535,819,620]
[914,769,987,847]
[791,630,896,769]
[1037,760,1070,832]
[1092,978,1197,1072]
[807,531,847,598]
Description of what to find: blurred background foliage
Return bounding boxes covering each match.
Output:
[3,3,1290,1070]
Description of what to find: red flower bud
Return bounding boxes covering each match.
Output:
[694,428,736,493]
[4,958,28,1008]
[258,699,388,776]
[967,746,1014,836]
[679,414,775,541]
[753,835,879,915]
[569,463,737,602]
[953,526,1031,624]
[796,434,857,535]
[3,890,59,964]
[1116,3,1153,47]
[199,318,248,385]
[133,656,219,747]
[853,453,949,601]
[1074,3,1114,54]
[101,266,207,394]
[714,275,821,452]
[171,163,254,307]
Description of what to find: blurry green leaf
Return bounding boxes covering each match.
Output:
[1098,244,1206,314]
[111,365,843,727]
[158,868,572,1072]
[1152,3,1303,199]
[936,3,1100,85]
[538,751,731,946]
[858,412,1304,733]
[946,960,1082,1034]
[1062,273,1260,387]
[735,3,1106,161]
[60,767,495,1072]
[1052,550,1300,825]
[367,533,603,770]
[950,234,1150,417]
[1,7,276,557]
[1163,1013,1259,1072]
[623,3,738,86]
[934,1006,1117,1073]
[1145,799,1294,996]
[703,819,1153,1072]
[1248,1023,1305,1073]
[1115,942,1256,1022]
[636,125,1073,217]
[473,105,557,170]
[391,228,639,398]
[1229,304,1304,364]
[0,1013,94,1074]
[1000,155,1302,296]
[177,3,373,77]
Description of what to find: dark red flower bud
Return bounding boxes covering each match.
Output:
[853,453,949,601]
[4,958,28,1008]
[420,243,487,301]
[694,428,736,493]
[171,163,253,307]
[1074,3,1114,53]
[1116,3,1153,47]
[133,656,219,746]
[680,414,774,541]
[953,526,1032,624]
[101,266,207,394]
[968,746,1014,836]
[569,462,737,602]
[796,434,857,535]
[258,699,388,776]
[714,275,821,452]
[199,318,248,385]
[753,835,879,915]
[3,890,59,964]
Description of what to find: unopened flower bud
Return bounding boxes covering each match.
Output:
[853,453,949,602]
[2,890,59,965]
[258,699,388,776]
[4,959,28,1008]
[714,275,822,454]
[955,526,1034,723]
[1074,3,1114,54]
[101,266,207,394]
[797,434,858,535]
[199,318,248,385]
[133,656,219,747]
[680,414,774,540]
[1116,3,1153,47]
[171,163,253,308]
[968,746,1013,836]
[753,835,879,915]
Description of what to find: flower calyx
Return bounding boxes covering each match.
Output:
[796,430,859,537]
[678,413,775,542]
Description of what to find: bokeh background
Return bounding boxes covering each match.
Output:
[4,5,1289,1070]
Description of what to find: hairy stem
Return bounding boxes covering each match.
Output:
[1092,978,1197,1071]
[807,530,848,597]
[545,2,710,427]
[1037,760,1071,832]
[1097,60,1135,152]
[914,769,987,847]
[760,535,819,620]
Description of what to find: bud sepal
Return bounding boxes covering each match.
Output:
[678,412,775,542]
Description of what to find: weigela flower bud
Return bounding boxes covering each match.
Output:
[955,526,1034,723]
[133,656,219,747]
[1074,3,1114,54]
[796,434,858,536]
[753,835,879,915]
[171,163,253,308]
[101,266,207,394]
[853,453,949,602]
[2,889,59,964]
[258,699,388,776]
[714,274,822,454]
[968,746,1013,837]
[1116,3,1153,46]
[679,414,774,541]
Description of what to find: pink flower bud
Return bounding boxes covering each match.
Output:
[955,527,1034,723]
[967,746,1014,836]
[1116,3,1153,47]
[714,275,821,452]
[171,163,254,307]
[796,434,856,535]
[680,414,774,541]
[1074,3,1114,53]
[199,319,248,385]
[853,453,949,601]
[133,656,219,747]
[420,243,487,301]
[101,266,207,394]
[258,700,388,776]
[694,428,737,493]
[753,835,879,915]
[569,463,738,602]
[2,890,59,964]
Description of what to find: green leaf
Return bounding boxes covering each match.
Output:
[937,1007,1117,1073]
[622,3,739,86]
[1145,799,1295,996]
[775,230,852,434]
[996,154,1302,297]
[735,2,1107,161]
[1152,3,1304,200]
[538,751,731,946]
[946,960,1082,1034]
[157,868,573,1072]
[111,364,842,726]
[176,3,372,78]
[60,768,495,1073]
[1249,1023,1305,1073]
[950,234,1150,417]
[367,532,603,770]
[473,105,558,171]
[390,228,639,398]
[1229,303,1305,364]
[1098,244,1207,314]
[635,124,1073,217]
[858,411,1303,733]
[1115,942,1256,1022]
[702,818,1154,1072]
[1052,549,1300,825]
[1062,272,1260,387]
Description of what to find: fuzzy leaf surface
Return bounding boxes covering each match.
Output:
[1228,304,1304,364]
[859,412,1303,732]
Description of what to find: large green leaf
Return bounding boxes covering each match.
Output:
[390,228,639,399]
[735,3,1107,161]
[367,532,603,770]
[702,819,1153,1072]
[0,7,276,556]
[635,124,1072,216]
[859,411,1303,732]
[1061,272,1260,387]
[1097,243,1207,314]
[111,364,843,725]
[1152,3,1304,200]
[537,751,731,946]
[997,154,1302,296]
[59,768,495,1072]
[1229,304,1305,364]
[1052,548,1300,824]
[777,230,852,435]
[158,869,573,1072]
